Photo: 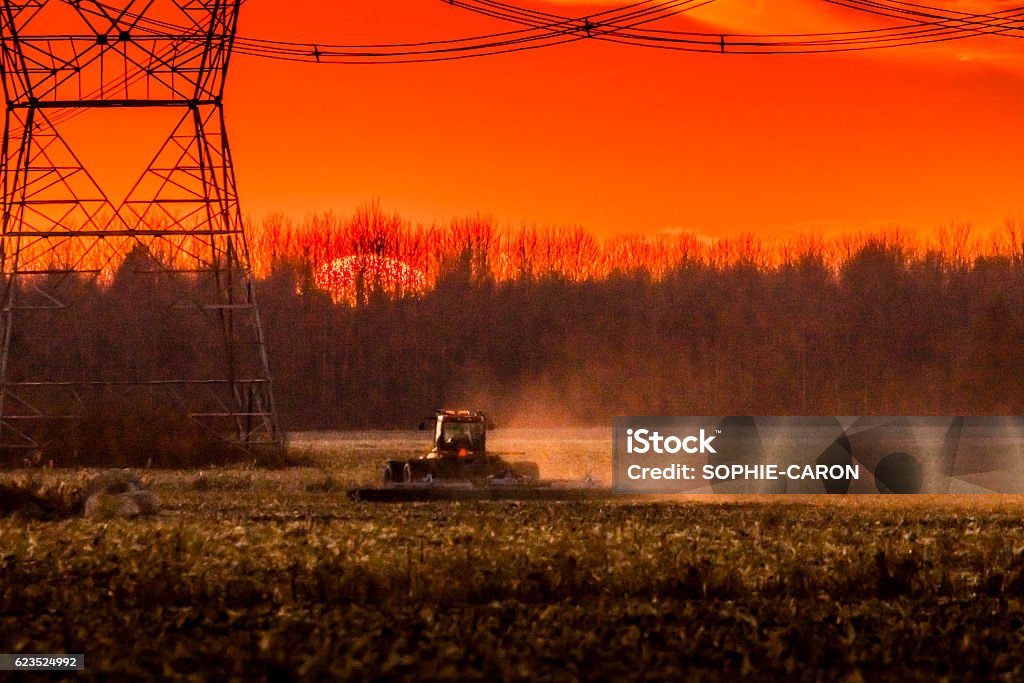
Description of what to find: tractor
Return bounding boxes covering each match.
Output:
[383,409,540,484]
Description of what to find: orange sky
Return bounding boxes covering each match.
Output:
[50,1,1024,238]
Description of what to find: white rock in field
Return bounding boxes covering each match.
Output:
[84,470,159,519]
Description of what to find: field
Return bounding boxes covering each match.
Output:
[2,430,1024,681]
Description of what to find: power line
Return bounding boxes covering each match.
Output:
[450,0,1024,53]
[13,0,708,134]
[81,0,706,64]
[69,0,1024,62]
[23,0,1024,80]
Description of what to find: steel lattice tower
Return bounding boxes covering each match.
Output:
[0,0,281,456]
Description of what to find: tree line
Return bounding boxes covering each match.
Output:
[8,205,1024,433]
[258,237,1024,428]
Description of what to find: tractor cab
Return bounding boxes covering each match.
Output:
[422,409,489,460]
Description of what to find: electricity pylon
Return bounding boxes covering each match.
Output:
[0,0,282,457]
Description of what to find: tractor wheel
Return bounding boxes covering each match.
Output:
[511,462,541,480]
[404,461,432,483]
[383,462,404,485]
